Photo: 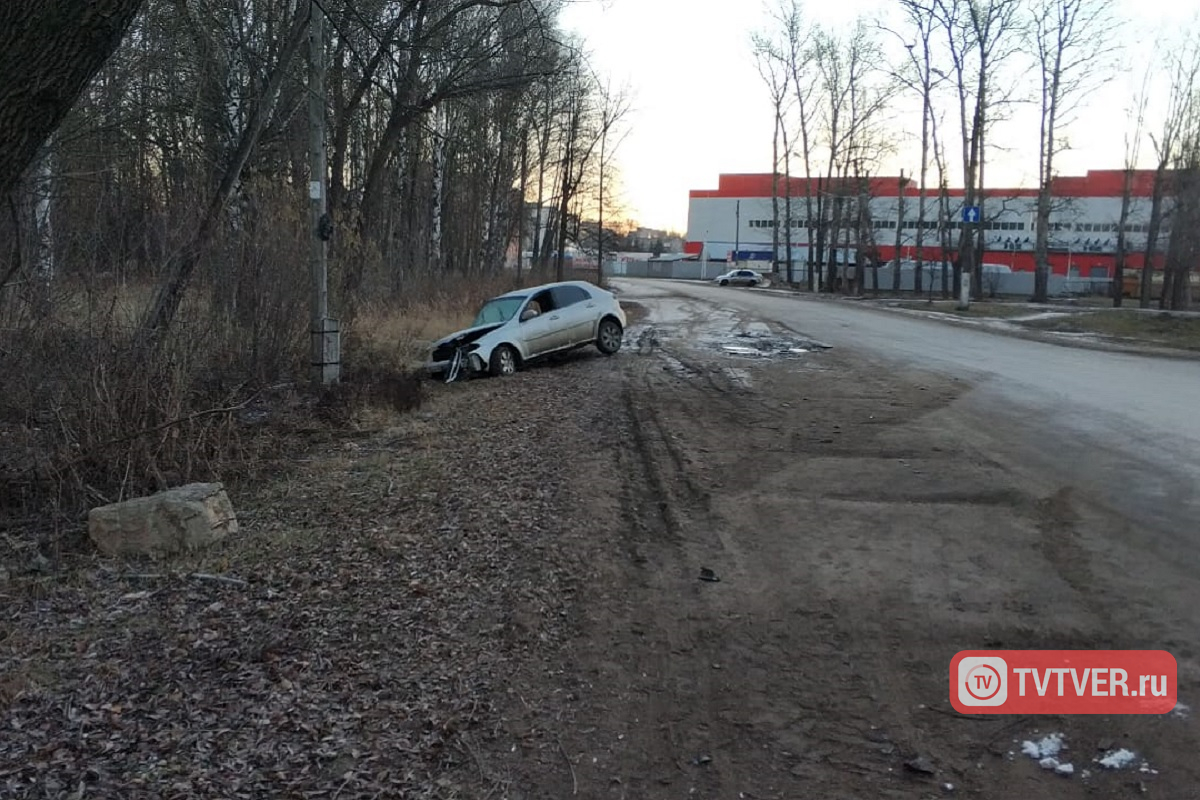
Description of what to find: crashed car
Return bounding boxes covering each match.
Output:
[424,280,627,378]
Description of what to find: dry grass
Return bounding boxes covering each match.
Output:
[1018,309,1200,350]
[0,264,608,535]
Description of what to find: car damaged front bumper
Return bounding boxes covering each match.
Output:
[424,349,487,377]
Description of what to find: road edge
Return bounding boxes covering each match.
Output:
[666,282,1200,362]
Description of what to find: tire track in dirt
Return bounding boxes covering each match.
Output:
[536,291,1200,799]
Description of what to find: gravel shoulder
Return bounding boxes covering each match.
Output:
[2,288,1197,798]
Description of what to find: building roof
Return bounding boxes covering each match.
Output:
[689,170,1163,201]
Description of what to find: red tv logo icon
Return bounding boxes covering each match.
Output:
[950,650,1177,714]
[958,656,1008,706]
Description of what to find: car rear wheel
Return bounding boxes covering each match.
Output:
[596,318,623,355]
[489,345,518,377]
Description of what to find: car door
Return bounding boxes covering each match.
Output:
[550,285,593,345]
[514,291,561,357]
[513,292,554,357]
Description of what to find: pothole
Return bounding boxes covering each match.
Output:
[702,330,832,359]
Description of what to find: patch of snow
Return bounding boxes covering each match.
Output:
[1039,757,1060,770]
[1172,701,1191,718]
[1097,748,1137,769]
[1021,733,1064,760]
[1139,761,1158,775]
[1055,763,1075,776]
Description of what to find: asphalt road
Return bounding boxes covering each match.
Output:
[614,278,1200,544]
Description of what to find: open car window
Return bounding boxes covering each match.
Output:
[521,289,557,319]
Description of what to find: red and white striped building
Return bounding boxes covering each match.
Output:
[683,170,1169,278]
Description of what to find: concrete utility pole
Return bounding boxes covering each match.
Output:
[308,0,339,384]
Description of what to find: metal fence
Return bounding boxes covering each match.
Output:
[603,260,1112,298]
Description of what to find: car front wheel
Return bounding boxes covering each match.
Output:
[489,345,518,376]
[596,318,623,355]
[719,279,729,286]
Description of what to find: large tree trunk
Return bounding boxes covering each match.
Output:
[1162,167,1197,310]
[1140,161,1169,307]
[1033,55,1062,303]
[431,105,448,270]
[782,128,794,283]
[892,172,905,293]
[915,58,931,297]
[0,0,145,197]
[801,138,816,292]
[771,114,781,274]
[531,95,552,270]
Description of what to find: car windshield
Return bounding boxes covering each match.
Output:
[472,295,526,327]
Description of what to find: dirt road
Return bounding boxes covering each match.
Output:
[489,284,1199,798]
[5,281,1196,798]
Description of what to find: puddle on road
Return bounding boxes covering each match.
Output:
[703,330,832,359]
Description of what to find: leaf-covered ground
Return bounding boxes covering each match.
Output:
[1,352,622,799]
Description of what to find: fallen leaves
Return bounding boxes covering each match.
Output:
[0,362,619,798]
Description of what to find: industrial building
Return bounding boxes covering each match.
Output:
[683,170,1169,280]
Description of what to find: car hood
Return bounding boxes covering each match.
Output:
[432,322,505,347]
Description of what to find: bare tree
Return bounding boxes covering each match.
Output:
[813,20,891,292]
[890,0,942,295]
[931,0,1022,307]
[594,77,632,277]
[752,30,792,279]
[1141,33,1200,307]
[1113,67,1149,307]
[1162,83,1200,309]
[778,2,819,289]
[893,171,907,291]
[141,0,311,336]
[930,106,953,298]
[1031,0,1116,302]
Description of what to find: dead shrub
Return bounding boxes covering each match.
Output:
[0,177,584,537]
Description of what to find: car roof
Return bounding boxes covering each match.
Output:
[494,280,600,299]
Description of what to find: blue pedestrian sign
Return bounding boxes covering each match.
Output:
[962,205,980,223]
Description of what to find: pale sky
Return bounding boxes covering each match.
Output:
[559,0,1199,234]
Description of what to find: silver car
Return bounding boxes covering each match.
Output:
[713,268,764,287]
[425,280,627,378]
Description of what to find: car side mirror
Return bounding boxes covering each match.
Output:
[520,309,537,322]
